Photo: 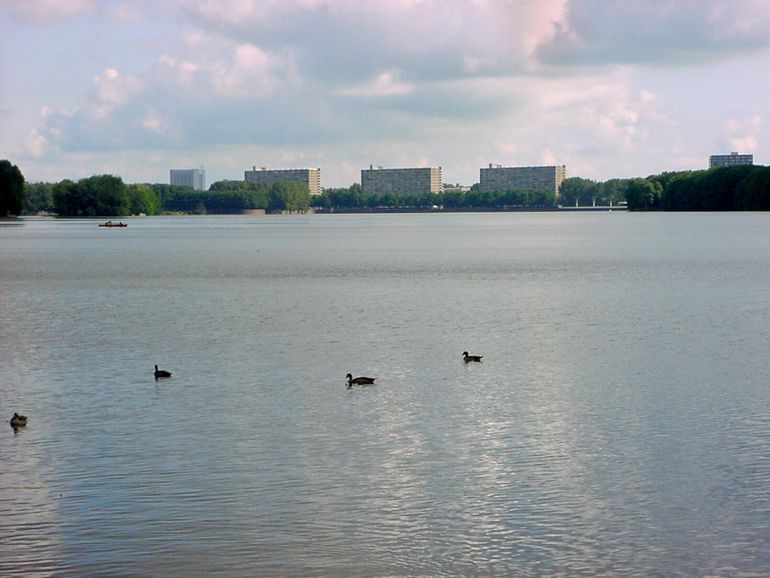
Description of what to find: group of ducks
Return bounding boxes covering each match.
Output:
[9,365,172,432]
[9,355,483,431]
[156,353,483,390]
[346,351,484,388]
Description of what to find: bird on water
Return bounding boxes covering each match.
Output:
[10,412,27,429]
[463,351,483,363]
[346,373,376,387]
[154,364,172,379]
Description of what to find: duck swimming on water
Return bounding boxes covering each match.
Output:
[463,351,483,363]
[346,373,376,387]
[10,412,27,429]
[154,365,172,379]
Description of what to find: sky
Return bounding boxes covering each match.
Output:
[1,0,770,189]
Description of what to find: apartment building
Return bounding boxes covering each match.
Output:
[244,166,322,195]
[709,152,754,168]
[479,164,566,195]
[361,166,443,195]
[170,168,206,190]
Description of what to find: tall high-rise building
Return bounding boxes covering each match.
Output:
[170,168,206,190]
[479,164,566,196]
[244,167,322,195]
[361,166,443,195]
[709,152,754,168]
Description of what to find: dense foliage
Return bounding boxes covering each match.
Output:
[625,165,770,211]
[558,177,630,207]
[24,182,55,214]
[23,178,310,215]
[311,183,556,210]
[0,159,25,216]
[18,164,770,215]
[153,180,310,213]
[52,175,161,216]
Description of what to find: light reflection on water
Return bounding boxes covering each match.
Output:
[2,213,770,576]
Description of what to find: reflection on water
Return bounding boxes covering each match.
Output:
[2,214,770,576]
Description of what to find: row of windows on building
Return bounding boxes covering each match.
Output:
[171,153,754,194]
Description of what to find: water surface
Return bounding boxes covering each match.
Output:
[2,213,769,576]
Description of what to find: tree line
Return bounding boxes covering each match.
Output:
[20,176,311,216]
[311,184,557,210]
[5,159,770,216]
[538,166,770,211]
[624,165,770,211]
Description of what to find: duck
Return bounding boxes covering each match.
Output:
[10,412,27,429]
[154,364,172,379]
[346,373,376,387]
[463,351,483,363]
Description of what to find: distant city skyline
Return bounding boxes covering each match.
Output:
[2,1,770,188]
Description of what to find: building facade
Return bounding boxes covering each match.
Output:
[170,168,206,190]
[361,166,443,195]
[244,167,322,195]
[709,152,754,168]
[479,164,566,196]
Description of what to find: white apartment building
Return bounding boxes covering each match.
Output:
[170,168,206,190]
[244,167,322,195]
[479,164,566,196]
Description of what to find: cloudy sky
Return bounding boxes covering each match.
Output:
[1,0,769,188]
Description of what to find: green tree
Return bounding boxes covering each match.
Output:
[52,179,78,215]
[736,166,770,210]
[127,184,161,215]
[53,175,129,216]
[600,179,629,206]
[625,178,662,210]
[559,177,600,206]
[661,171,708,211]
[266,182,310,212]
[0,160,25,216]
[24,182,55,214]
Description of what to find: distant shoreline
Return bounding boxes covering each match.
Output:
[313,205,625,214]
[18,205,627,218]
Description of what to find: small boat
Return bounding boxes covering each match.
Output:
[346,373,376,387]
[10,412,27,429]
[99,220,127,227]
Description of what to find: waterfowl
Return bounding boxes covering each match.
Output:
[10,412,27,429]
[154,364,172,379]
[463,351,483,363]
[346,373,376,387]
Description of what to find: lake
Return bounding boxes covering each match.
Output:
[2,212,769,576]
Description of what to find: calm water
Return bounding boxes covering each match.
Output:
[2,213,769,577]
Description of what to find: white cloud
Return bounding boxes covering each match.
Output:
[640,90,656,102]
[724,115,763,152]
[142,108,165,133]
[0,0,98,23]
[177,0,568,82]
[90,68,145,120]
[24,128,47,158]
[157,35,296,98]
[337,70,414,98]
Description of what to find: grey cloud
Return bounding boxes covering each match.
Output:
[0,0,99,24]
[178,1,539,86]
[535,0,770,68]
